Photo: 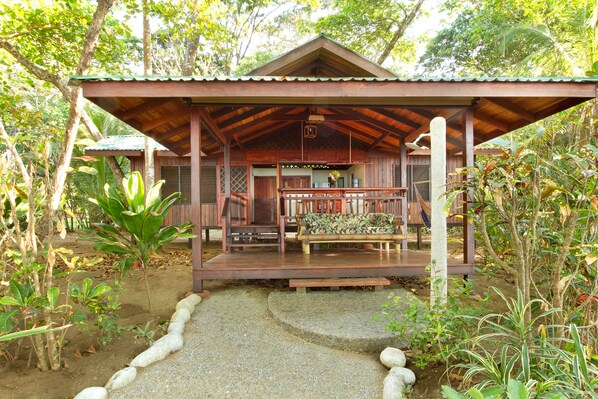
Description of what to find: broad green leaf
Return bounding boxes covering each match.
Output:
[9,280,31,306]
[81,278,92,296]
[47,287,60,309]
[89,283,111,299]
[467,388,486,399]
[441,386,468,399]
[77,166,98,175]
[0,296,22,306]
[0,310,18,332]
[507,379,529,399]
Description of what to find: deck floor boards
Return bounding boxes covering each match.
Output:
[197,249,474,280]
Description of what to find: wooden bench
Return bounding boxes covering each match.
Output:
[289,277,390,294]
[296,213,406,255]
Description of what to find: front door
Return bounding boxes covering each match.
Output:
[253,176,277,224]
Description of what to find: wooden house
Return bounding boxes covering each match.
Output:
[74,35,597,292]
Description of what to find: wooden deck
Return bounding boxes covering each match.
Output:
[196,249,474,281]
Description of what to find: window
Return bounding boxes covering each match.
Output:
[394,163,431,202]
[160,165,217,204]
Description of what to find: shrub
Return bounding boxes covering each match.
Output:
[447,288,598,398]
[378,278,486,368]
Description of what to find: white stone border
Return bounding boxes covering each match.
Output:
[380,347,417,399]
[74,293,203,399]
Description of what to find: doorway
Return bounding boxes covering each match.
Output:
[253,176,277,224]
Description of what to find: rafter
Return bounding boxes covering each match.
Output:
[218,106,272,129]
[238,121,296,145]
[156,124,190,141]
[199,107,226,144]
[224,108,292,136]
[332,107,407,138]
[483,98,535,122]
[369,108,420,129]
[115,98,175,121]
[142,108,190,131]
[474,112,509,132]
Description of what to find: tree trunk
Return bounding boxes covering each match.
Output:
[49,0,116,212]
[376,0,425,65]
[80,112,125,182]
[143,0,155,190]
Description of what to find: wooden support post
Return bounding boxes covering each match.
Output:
[276,162,283,253]
[224,136,231,253]
[400,143,408,250]
[462,109,476,277]
[191,106,203,293]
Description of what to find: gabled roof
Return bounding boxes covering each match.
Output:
[69,35,597,158]
[246,34,396,78]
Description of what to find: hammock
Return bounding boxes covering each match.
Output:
[413,181,431,228]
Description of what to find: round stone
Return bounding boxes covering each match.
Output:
[380,347,406,368]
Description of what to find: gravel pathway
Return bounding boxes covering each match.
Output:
[111,284,386,398]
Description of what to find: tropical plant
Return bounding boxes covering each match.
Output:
[378,278,485,368]
[130,320,167,346]
[87,171,195,312]
[447,140,598,345]
[447,288,598,398]
[0,133,120,370]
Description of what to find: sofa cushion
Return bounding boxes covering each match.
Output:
[303,213,395,235]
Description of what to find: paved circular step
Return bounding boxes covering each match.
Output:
[268,288,421,353]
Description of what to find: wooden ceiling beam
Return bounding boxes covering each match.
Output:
[332,107,407,138]
[142,108,189,131]
[224,108,292,136]
[156,124,190,141]
[369,108,421,129]
[483,98,535,122]
[198,107,226,145]
[210,106,236,119]
[115,98,175,121]
[218,107,272,129]
[367,130,393,151]
[331,121,378,145]
[474,111,509,132]
[534,97,588,120]
[238,121,296,145]
[402,108,463,143]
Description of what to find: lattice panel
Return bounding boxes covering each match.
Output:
[220,166,248,193]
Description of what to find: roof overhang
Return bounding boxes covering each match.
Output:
[69,76,598,157]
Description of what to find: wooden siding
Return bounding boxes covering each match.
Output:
[163,203,219,227]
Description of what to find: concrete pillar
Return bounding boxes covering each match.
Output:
[430,117,447,306]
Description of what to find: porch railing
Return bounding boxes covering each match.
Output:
[221,191,249,252]
[278,187,408,252]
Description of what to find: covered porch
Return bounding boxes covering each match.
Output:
[71,36,597,292]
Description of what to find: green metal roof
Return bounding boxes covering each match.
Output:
[69,75,598,85]
[86,135,169,152]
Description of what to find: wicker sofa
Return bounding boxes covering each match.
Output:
[296,212,406,255]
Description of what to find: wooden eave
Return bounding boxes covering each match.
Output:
[76,78,597,156]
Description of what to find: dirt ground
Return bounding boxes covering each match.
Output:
[0,232,514,399]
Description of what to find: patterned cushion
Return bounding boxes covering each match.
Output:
[304,213,395,234]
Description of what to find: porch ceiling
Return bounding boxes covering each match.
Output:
[70,76,597,157]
